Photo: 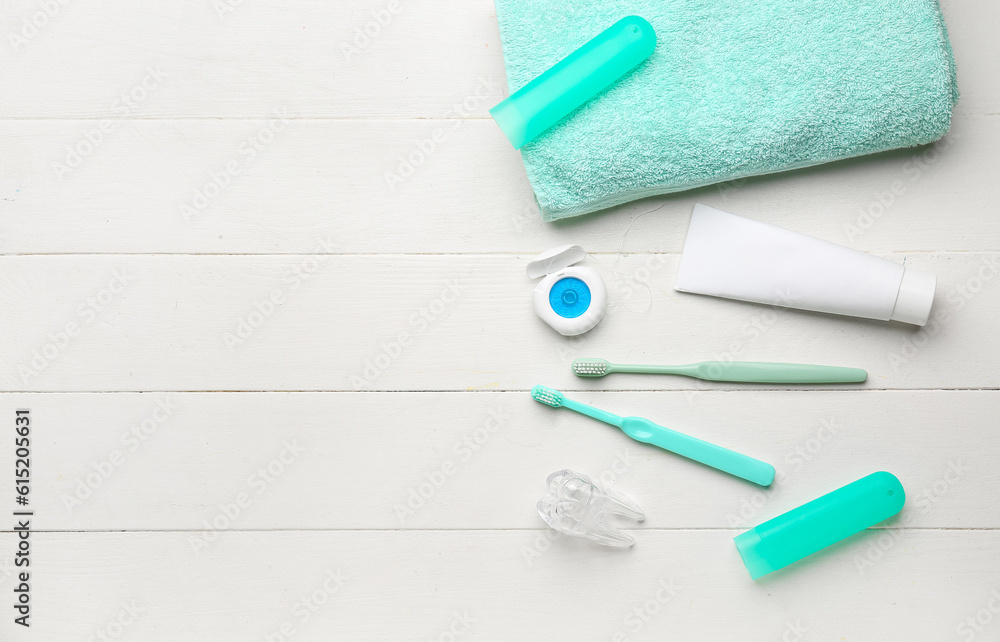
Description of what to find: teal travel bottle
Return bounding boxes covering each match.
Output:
[734,472,905,579]
[491,15,657,149]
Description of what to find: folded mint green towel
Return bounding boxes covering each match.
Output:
[494,0,958,221]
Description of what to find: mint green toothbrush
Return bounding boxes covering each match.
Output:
[531,385,775,486]
[572,358,866,384]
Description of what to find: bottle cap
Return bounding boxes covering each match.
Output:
[890,268,936,326]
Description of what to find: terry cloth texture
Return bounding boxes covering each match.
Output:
[494,0,958,221]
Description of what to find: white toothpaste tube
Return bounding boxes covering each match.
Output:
[674,204,936,326]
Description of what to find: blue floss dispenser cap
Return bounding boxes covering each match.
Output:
[549,277,591,318]
[526,245,607,336]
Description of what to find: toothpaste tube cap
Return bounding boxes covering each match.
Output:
[890,268,936,326]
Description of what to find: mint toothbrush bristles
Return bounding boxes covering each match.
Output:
[531,385,565,407]
[572,358,611,377]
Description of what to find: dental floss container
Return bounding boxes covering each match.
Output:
[526,244,607,336]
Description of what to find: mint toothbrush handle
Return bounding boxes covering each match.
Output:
[691,362,867,384]
[621,417,775,486]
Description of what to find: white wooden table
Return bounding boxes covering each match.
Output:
[1,0,997,639]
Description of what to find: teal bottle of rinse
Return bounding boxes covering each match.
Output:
[734,472,905,579]
[490,16,657,149]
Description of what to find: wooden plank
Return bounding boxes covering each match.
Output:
[942,0,1000,115]
[0,0,994,638]
[0,114,996,254]
[0,0,992,118]
[0,390,995,530]
[0,253,997,392]
[0,0,505,119]
[0,529,997,640]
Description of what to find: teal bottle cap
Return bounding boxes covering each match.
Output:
[491,15,657,149]
[734,471,905,580]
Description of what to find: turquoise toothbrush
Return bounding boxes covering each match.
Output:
[572,358,866,384]
[531,385,775,487]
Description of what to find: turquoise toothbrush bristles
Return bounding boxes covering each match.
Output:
[531,385,623,426]
[530,385,564,407]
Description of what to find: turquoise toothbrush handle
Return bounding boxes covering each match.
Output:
[621,417,775,486]
[689,361,867,384]
[561,398,624,427]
